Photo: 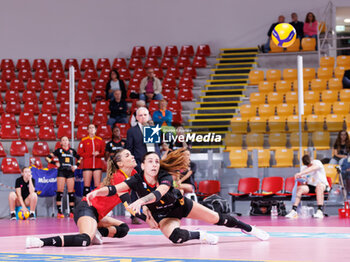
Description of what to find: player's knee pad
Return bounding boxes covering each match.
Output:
[68,192,75,203]
[169,228,190,244]
[216,213,239,228]
[113,223,129,238]
[56,192,63,202]
[63,233,91,247]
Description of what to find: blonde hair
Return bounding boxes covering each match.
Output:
[160,148,189,180]
[102,149,125,186]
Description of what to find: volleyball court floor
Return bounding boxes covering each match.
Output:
[0,216,349,262]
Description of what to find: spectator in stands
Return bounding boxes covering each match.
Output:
[152,99,172,126]
[139,68,162,102]
[105,69,126,100]
[130,100,151,127]
[329,130,350,166]
[177,149,197,194]
[290,12,304,40]
[285,155,329,219]
[160,142,172,160]
[170,126,192,150]
[343,69,350,89]
[8,167,37,220]
[107,90,128,128]
[262,15,285,53]
[105,126,126,160]
[303,12,318,38]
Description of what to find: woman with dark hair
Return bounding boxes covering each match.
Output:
[87,148,269,245]
[303,12,318,38]
[330,130,350,166]
[26,149,154,248]
[105,69,126,100]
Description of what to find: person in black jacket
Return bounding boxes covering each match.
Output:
[343,69,350,89]
[105,69,126,100]
[107,90,128,128]
[262,15,285,53]
[290,13,304,40]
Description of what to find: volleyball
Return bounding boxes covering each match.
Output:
[271,23,296,48]
[18,209,30,220]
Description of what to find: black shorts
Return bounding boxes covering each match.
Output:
[73,200,99,224]
[152,197,194,223]
[307,185,327,194]
[57,170,75,179]
[82,168,102,172]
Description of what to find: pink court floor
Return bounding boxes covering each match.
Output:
[0,216,349,262]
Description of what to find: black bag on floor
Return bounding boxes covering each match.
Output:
[250,200,286,216]
[202,194,230,214]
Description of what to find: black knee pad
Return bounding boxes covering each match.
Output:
[98,227,109,237]
[63,233,91,247]
[169,228,190,244]
[56,192,63,202]
[113,223,129,238]
[83,187,91,196]
[68,192,75,203]
[216,213,239,228]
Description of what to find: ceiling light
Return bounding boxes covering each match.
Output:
[344,18,350,23]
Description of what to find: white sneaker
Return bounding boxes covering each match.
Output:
[92,230,103,245]
[313,209,324,219]
[285,209,298,219]
[26,237,44,249]
[199,231,218,245]
[242,226,270,241]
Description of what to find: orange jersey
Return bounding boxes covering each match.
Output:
[78,136,105,169]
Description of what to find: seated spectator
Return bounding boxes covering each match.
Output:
[8,167,37,220]
[105,69,126,100]
[343,69,350,89]
[107,90,128,128]
[139,68,162,102]
[178,150,197,194]
[105,126,126,160]
[130,100,152,127]
[170,126,192,150]
[285,155,329,219]
[152,99,172,126]
[160,142,171,160]
[303,12,318,38]
[290,12,304,40]
[262,15,285,53]
[329,130,350,166]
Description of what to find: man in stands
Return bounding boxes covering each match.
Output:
[139,68,162,102]
[290,12,304,40]
[262,15,285,53]
[107,89,128,128]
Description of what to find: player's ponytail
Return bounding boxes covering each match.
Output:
[160,148,190,180]
[102,149,125,186]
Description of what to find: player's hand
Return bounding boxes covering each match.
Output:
[22,207,29,213]
[295,172,302,179]
[86,191,98,206]
[56,162,60,168]
[127,200,143,215]
[71,165,77,172]
[93,151,100,156]
[143,207,158,229]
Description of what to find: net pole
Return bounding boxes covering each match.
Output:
[297,55,304,170]
[69,66,75,149]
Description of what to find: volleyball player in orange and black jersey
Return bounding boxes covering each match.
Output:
[46,136,81,218]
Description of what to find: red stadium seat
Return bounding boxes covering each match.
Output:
[81,58,95,71]
[34,68,49,81]
[38,113,54,127]
[39,90,55,103]
[128,78,141,90]
[64,58,79,71]
[75,113,90,127]
[1,158,21,174]
[26,79,42,91]
[1,59,15,71]
[48,59,63,71]
[41,101,58,115]
[162,88,176,100]
[51,68,65,81]
[95,100,110,113]
[38,125,56,140]
[182,66,197,78]
[56,90,69,104]
[171,111,183,125]
[96,58,111,70]
[254,177,284,196]
[99,68,111,80]
[16,59,31,71]
[119,68,131,80]
[17,69,32,81]
[9,79,25,91]
[6,101,21,115]
[0,94,3,104]
[162,77,177,89]
[153,67,164,79]
[147,46,162,58]
[56,113,70,127]
[83,68,98,80]
[19,126,37,140]
[176,56,191,68]
[192,56,207,68]
[0,124,18,139]
[164,45,179,57]
[144,57,159,68]
[5,90,20,103]
[115,123,130,139]
[19,112,36,126]
[96,125,112,139]
[128,57,143,70]
[32,59,47,71]
[75,90,89,103]
[1,113,17,126]
[197,180,220,197]
[112,58,127,69]
[29,157,43,169]
[131,46,146,58]
[77,126,88,139]
[59,101,70,114]
[178,88,193,101]
[0,79,8,91]
[149,100,160,113]
[195,44,211,57]
[57,124,72,138]
[133,67,147,80]
[42,79,58,91]
[180,45,194,57]
[69,67,82,80]
[178,76,194,89]
[229,177,260,196]
[0,104,4,114]
[60,79,70,90]
[168,100,182,112]
[91,89,105,103]
[165,67,180,79]
[93,113,108,126]
[77,101,93,114]
[0,142,7,157]
[95,78,107,90]
[1,69,16,82]
[77,79,93,91]
[160,56,175,69]
[23,101,40,115]
[32,141,50,156]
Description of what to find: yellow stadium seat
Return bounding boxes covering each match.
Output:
[333,101,349,115]
[317,67,333,80]
[249,116,268,133]
[336,55,350,67]
[314,102,332,115]
[250,92,266,105]
[246,133,264,149]
[346,115,350,130]
[285,91,298,104]
[228,149,248,168]
[257,149,271,167]
[240,104,257,118]
[321,90,338,103]
[269,133,287,149]
[286,38,300,52]
[320,56,335,68]
[312,131,330,150]
[287,115,306,133]
[324,164,339,184]
[294,103,313,116]
[302,37,316,51]
[328,78,342,90]
[326,114,345,132]
[303,68,316,80]
[268,115,287,132]
[258,81,275,93]
[275,80,292,93]
[306,114,325,132]
[224,133,243,148]
[274,148,294,167]
[266,69,281,82]
[304,90,320,103]
[290,132,308,149]
[267,92,284,104]
[283,69,298,81]
[230,117,248,133]
[318,21,327,33]
[276,103,294,116]
[269,39,284,53]
[339,89,350,102]
[310,78,327,91]
[249,70,264,85]
[291,79,310,91]
[334,66,346,79]
[258,104,276,117]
